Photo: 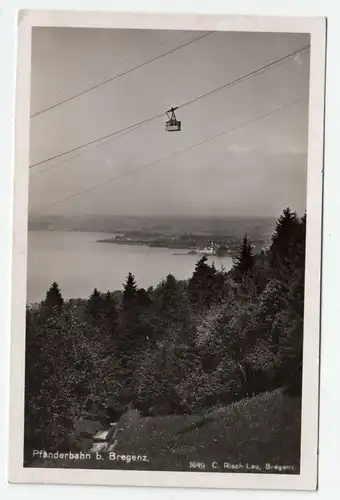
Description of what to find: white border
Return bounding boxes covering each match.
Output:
[8,10,326,491]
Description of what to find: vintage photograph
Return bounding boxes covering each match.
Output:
[9,11,326,491]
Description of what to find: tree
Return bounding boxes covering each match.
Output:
[116,273,150,381]
[251,250,273,292]
[136,288,152,308]
[233,235,254,282]
[145,274,193,345]
[24,305,118,461]
[42,282,64,310]
[134,334,190,415]
[188,256,223,308]
[153,274,183,314]
[270,207,300,273]
[177,284,286,412]
[122,273,138,308]
[269,208,306,341]
[87,288,104,319]
[102,291,119,321]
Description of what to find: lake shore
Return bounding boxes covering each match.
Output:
[27,231,234,303]
[96,238,234,257]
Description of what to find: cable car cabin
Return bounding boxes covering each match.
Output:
[166,120,181,132]
[165,119,181,132]
[165,107,181,132]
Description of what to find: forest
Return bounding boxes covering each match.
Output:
[24,207,306,470]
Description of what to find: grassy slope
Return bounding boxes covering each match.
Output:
[32,389,301,473]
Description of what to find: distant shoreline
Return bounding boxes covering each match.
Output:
[27,229,266,256]
[96,238,234,257]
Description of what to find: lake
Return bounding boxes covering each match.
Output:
[27,230,234,303]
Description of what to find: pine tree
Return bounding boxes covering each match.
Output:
[122,272,138,308]
[188,256,218,308]
[87,288,104,319]
[43,282,64,310]
[116,274,151,386]
[270,207,300,270]
[233,235,254,281]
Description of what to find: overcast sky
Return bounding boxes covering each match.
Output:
[28,28,310,218]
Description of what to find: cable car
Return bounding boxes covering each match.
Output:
[165,107,181,132]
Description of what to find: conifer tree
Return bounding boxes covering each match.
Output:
[270,207,300,270]
[43,282,64,310]
[233,235,254,281]
[188,256,218,308]
[87,288,104,319]
[123,272,138,308]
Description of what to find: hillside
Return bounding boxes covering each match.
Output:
[31,390,301,473]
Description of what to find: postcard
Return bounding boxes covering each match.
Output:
[8,9,326,490]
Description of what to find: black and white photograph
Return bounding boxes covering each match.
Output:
[8,11,326,491]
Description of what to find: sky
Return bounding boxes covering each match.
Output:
[28,27,310,219]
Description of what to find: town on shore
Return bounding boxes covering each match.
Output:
[97,232,271,257]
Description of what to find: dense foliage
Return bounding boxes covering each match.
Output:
[24,208,306,462]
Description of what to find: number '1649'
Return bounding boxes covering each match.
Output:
[189,462,206,469]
